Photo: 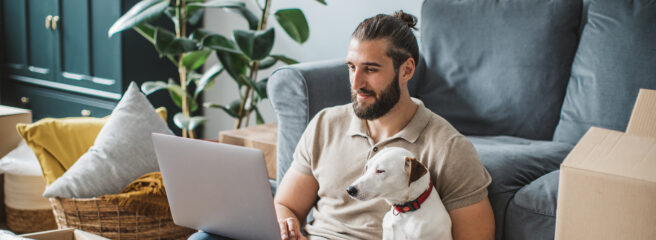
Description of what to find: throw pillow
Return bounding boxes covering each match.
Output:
[553,0,656,144]
[16,107,167,184]
[417,0,582,140]
[43,82,173,198]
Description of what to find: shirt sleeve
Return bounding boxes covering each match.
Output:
[435,135,491,211]
[290,116,318,176]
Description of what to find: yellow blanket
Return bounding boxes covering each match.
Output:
[105,172,171,215]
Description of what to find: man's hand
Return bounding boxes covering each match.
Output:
[278,217,307,240]
[274,169,319,240]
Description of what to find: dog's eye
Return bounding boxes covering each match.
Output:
[376,169,385,174]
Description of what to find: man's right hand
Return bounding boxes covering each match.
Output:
[278,217,306,240]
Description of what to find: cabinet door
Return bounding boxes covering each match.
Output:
[1,80,115,120]
[57,0,122,94]
[1,0,57,81]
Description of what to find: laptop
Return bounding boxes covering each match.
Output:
[152,133,281,240]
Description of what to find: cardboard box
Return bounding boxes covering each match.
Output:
[0,105,31,158]
[20,228,109,240]
[0,105,31,224]
[555,89,656,240]
[219,123,277,179]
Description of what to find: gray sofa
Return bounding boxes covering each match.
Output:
[267,0,656,239]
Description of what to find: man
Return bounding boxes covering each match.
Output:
[189,11,494,240]
[274,11,494,240]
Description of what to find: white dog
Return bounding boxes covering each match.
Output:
[347,147,452,240]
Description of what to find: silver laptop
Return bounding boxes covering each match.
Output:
[152,133,281,240]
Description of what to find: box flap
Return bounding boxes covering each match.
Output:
[20,229,75,240]
[20,229,109,240]
[73,230,110,240]
[562,127,656,183]
[0,105,31,117]
[626,88,656,138]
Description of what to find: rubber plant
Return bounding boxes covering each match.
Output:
[108,0,323,137]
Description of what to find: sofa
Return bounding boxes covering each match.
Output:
[267,0,656,239]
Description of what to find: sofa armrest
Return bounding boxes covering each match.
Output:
[267,59,350,184]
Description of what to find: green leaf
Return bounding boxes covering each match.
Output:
[258,57,277,69]
[274,9,309,44]
[187,8,205,26]
[169,90,199,112]
[166,79,199,112]
[253,28,275,60]
[204,99,242,118]
[254,106,265,124]
[172,113,205,130]
[188,116,208,131]
[141,81,169,95]
[233,28,274,60]
[316,0,327,5]
[187,0,259,30]
[155,27,198,56]
[187,0,244,11]
[270,54,299,64]
[216,51,250,84]
[255,77,268,99]
[133,23,157,45]
[233,30,254,59]
[190,29,214,42]
[108,0,170,37]
[195,64,224,97]
[201,34,242,54]
[182,50,212,70]
[173,112,190,130]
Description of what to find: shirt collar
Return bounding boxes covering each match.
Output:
[347,98,431,143]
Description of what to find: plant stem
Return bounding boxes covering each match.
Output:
[235,0,272,129]
[234,62,258,129]
[176,0,192,138]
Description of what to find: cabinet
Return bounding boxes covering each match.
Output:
[1,0,181,133]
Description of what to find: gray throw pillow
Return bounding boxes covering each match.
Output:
[553,0,656,144]
[417,0,581,140]
[43,82,173,198]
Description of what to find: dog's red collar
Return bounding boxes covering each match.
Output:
[393,178,434,214]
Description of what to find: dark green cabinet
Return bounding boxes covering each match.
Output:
[1,0,181,133]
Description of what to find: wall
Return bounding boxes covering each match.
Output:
[202,0,423,138]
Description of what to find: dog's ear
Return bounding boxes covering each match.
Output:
[405,157,427,186]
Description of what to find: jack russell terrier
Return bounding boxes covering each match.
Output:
[347,147,452,240]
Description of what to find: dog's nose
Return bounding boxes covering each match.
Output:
[346,186,358,197]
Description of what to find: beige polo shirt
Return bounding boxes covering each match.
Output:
[291,98,491,239]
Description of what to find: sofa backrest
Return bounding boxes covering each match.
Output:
[416,0,582,140]
[553,0,656,144]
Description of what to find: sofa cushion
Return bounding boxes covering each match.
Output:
[554,0,656,144]
[505,170,560,240]
[468,136,572,240]
[419,0,582,140]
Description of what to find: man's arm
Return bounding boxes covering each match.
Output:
[449,197,495,240]
[274,168,319,239]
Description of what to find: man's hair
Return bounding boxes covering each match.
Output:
[351,11,419,72]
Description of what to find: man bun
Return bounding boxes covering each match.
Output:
[393,10,417,30]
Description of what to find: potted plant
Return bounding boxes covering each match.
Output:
[108,0,324,138]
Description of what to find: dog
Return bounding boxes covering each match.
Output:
[347,147,452,240]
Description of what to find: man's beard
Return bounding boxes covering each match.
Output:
[351,72,401,120]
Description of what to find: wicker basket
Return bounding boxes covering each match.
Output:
[49,197,196,240]
[5,206,57,233]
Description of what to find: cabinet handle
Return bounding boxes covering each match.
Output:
[52,16,60,30]
[45,15,52,30]
[81,109,91,117]
[20,97,30,104]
